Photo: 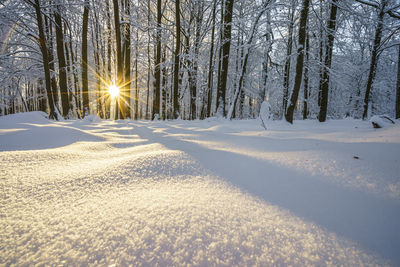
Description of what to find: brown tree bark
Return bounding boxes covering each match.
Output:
[33,0,57,119]
[54,6,69,117]
[173,0,181,119]
[113,0,124,119]
[216,0,234,117]
[123,0,131,119]
[318,0,338,122]
[285,0,310,123]
[203,0,217,119]
[282,5,295,117]
[362,4,385,119]
[396,45,400,119]
[303,31,310,120]
[81,0,90,117]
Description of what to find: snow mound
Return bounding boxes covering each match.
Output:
[259,101,272,130]
[1,117,399,265]
[0,112,103,151]
[370,115,395,128]
[1,125,386,266]
[83,114,102,123]
[0,111,49,124]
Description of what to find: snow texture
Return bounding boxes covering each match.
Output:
[1,112,400,266]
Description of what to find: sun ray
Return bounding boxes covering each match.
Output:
[82,59,153,120]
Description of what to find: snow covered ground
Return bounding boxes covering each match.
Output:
[1,112,400,266]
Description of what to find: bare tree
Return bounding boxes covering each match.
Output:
[285,0,310,123]
[82,0,90,117]
[216,0,234,117]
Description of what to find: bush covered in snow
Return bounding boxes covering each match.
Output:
[370,115,395,128]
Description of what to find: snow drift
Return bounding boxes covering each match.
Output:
[1,113,399,266]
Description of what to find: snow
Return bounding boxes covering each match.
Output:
[1,113,400,266]
[259,100,272,129]
[370,115,395,128]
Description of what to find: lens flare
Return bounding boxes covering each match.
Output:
[108,84,119,98]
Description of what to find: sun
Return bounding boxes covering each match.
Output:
[108,84,120,98]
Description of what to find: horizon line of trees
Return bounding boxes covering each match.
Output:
[0,0,399,122]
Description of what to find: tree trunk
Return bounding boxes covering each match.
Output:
[396,45,400,119]
[227,1,269,120]
[173,0,181,119]
[362,4,385,120]
[258,10,273,116]
[303,31,310,120]
[105,0,112,119]
[68,33,81,118]
[134,15,139,120]
[113,0,124,119]
[285,0,310,123]
[145,0,151,120]
[91,9,103,119]
[44,13,59,113]
[216,0,234,117]
[282,5,295,117]
[81,0,90,117]
[63,22,74,113]
[318,0,324,107]
[161,47,167,119]
[54,7,69,117]
[123,0,131,118]
[33,0,57,119]
[318,0,338,122]
[153,0,162,120]
[205,0,217,119]
[189,4,203,120]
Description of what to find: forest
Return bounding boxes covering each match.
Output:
[0,0,399,122]
[2,1,400,265]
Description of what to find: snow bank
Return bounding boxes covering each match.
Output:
[0,112,103,151]
[0,111,49,124]
[83,114,102,123]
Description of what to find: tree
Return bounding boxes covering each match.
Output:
[282,2,296,117]
[354,0,400,119]
[216,0,234,117]
[303,31,310,119]
[123,0,131,119]
[396,45,400,119]
[153,0,162,120]
[113,0,124,119]
[54,5,69,118]
[82,0,90,117]
[285,0,310,123]
[318,0,338,122]
[32,0,57,120]
[205,0,217,119]
[173,0,181,119]
[1,0,398,122]
[228,0,272,120]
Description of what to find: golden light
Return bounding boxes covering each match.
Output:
[108,84,120,99]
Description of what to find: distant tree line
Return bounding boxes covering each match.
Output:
[0,0,399,121]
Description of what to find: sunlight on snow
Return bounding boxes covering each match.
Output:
[0,115,395,265]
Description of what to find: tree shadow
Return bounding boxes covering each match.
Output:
[133,123,400,265]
